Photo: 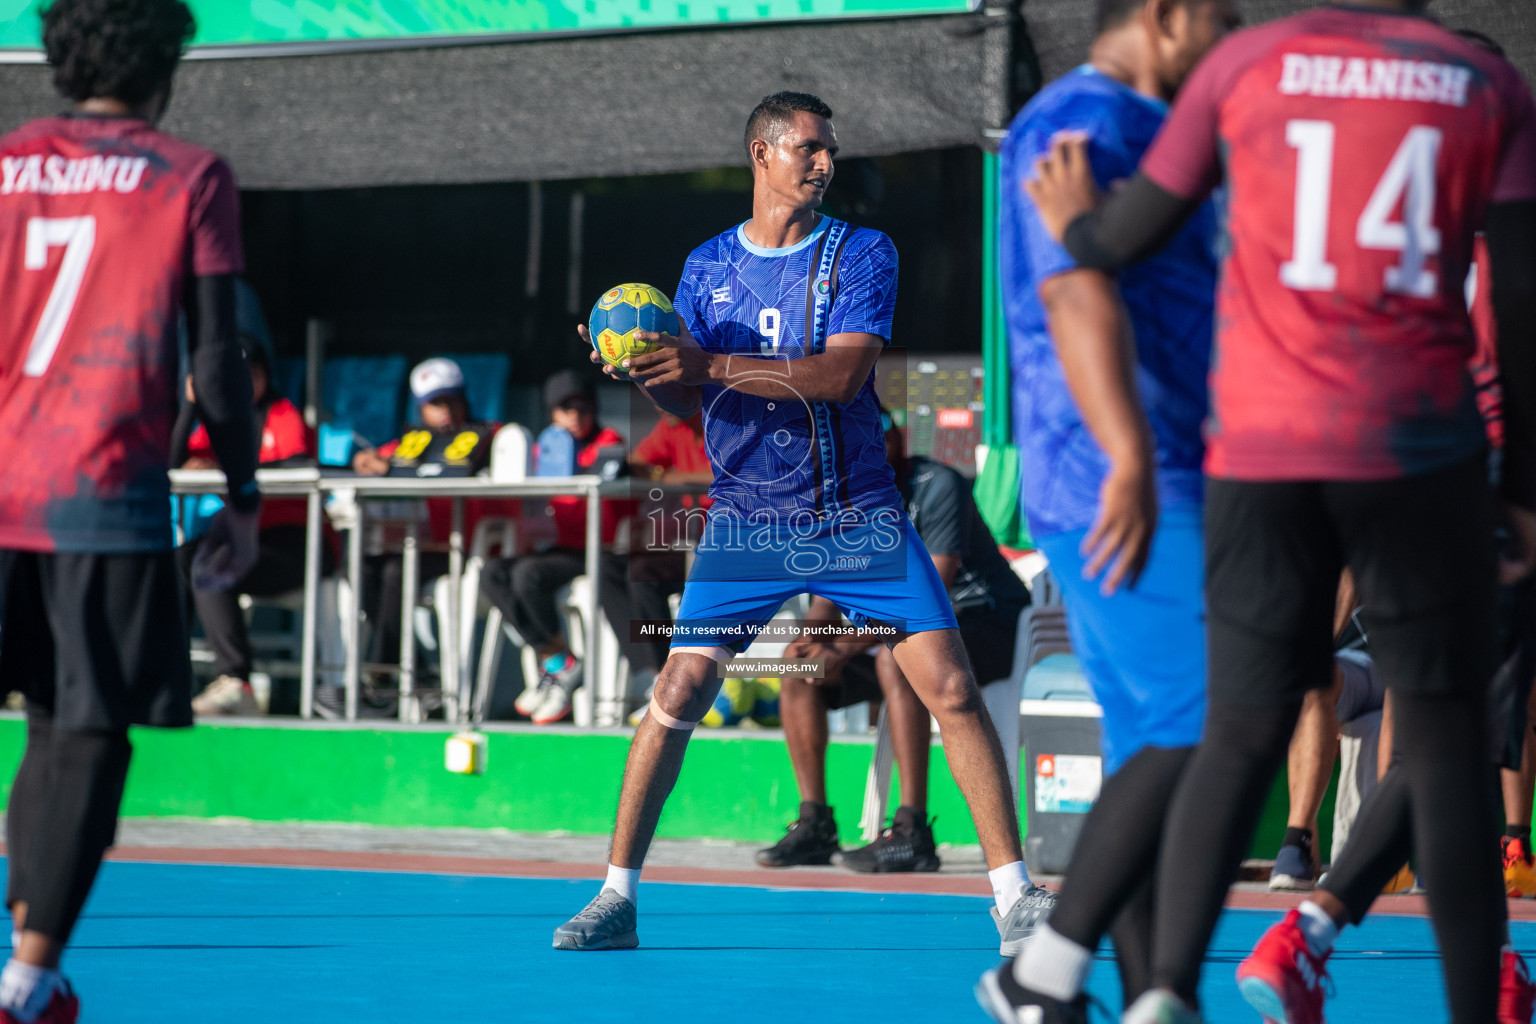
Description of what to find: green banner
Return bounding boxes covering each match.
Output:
[0,0,976,52]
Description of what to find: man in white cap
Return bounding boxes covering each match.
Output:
[341,357,508,716]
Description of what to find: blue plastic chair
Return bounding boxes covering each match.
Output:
[323,355,408,448]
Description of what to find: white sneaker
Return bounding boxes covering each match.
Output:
[192,675,261,717]
[514,678,550,717]
[532,682,575,725]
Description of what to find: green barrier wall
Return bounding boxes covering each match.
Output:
[0,717,1305,858]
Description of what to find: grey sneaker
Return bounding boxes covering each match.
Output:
[1122,989,1204,1024]
[992,884,1058,956]
[552,888,639,951]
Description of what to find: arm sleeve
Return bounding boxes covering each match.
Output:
[914,469,966,558]
[186,274,259,511]
[1015,120,1083,285]
[1485,200,1536,510]
[673,265,713,347]
[826,233,899,341]
[1492,76,1536,203]
[1061,173,1207,271]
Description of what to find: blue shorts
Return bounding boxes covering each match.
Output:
[1033,505,1207,775]
[671,510,957,652]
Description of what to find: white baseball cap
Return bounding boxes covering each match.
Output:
[410,358,466,403]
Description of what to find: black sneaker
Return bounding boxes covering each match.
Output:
[833,806,941,873]
[975,961,1090,1024]
[756,803,840,867]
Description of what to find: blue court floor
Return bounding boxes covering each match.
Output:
[33,859,1532,1023]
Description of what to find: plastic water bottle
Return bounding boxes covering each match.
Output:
[536,425,577,477]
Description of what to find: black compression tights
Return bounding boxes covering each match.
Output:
[5,718,132,944]
[1150,701,1302,1004]
[1321,691,1504,1024]
[1043,746,1193,1006]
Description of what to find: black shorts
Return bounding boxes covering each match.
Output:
[0,550,192,730]
[1205,457,1497,708]
[816,601,1025,710]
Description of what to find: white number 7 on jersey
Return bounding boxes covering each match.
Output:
[23,216,96,377]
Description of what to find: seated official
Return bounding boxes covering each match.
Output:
[175,335,335,716]
[483,369,630,725]
[600,409,712,702]
[343,357,516,716]
[759,410,1032,872]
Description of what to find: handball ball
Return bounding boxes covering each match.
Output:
[750,678,781,727]
[701,677,755,728]
[589,283,679,369]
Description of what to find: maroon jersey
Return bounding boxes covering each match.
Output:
[1140,7,1536,481]
[0,116,243,552]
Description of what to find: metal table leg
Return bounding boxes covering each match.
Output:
[400,521,419,724]
[299,487,322,720]
[344,493,363,721]
[584,481,602,723]
[446,497,465,723]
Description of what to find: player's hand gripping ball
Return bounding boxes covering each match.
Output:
[589,283,680,369]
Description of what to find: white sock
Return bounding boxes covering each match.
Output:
[1296,900,1339,957]
[603,864,640,905]
[1013,924,1093,1001]
[0,960,59,1023]
[988,860,1032,916]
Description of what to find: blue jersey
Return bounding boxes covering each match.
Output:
[1000,66,1219,537]
[675,217,901,517]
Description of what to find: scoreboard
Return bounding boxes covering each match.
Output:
[876,353,986,477]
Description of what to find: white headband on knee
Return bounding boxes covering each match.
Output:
[647,696,699,731]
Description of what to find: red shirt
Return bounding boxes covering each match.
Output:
[0,116,243,551]
[633,413,713,508]
[188,397,313,531]
[1141,8,1536,481]
[550,426,632,549]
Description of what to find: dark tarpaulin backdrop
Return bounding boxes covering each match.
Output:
[0,11,1014,189]
[1024,0,1535,87]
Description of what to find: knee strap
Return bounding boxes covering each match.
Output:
[648,696,699,732]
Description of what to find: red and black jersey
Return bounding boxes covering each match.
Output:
[1140,7,1536,481]
[0,115,243,552]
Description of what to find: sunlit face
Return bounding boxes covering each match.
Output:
[552,396,596,438]
[421,395,467,432]
[1156,0,1240,96]
[751,111,838,211]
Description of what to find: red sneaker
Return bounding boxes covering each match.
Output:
[1236,909,1330,1024]
[1500,948,1535,1024]
[0,982,79,1024]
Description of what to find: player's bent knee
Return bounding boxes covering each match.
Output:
[919,668,982,717]
[649,653,723,729]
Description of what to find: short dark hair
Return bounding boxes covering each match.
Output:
[744,91,833,155]
[1095,0,1196,35]
[43,0,195,105]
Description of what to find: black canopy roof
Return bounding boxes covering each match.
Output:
[0,11,1012,189]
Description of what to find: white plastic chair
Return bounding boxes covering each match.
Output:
[856,605,1042,841]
